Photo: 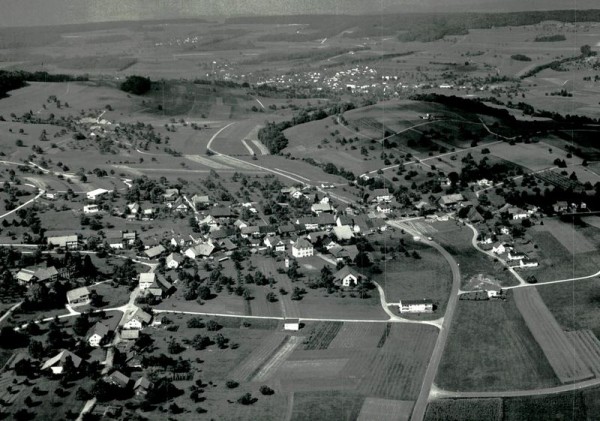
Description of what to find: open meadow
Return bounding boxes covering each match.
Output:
[436,295,559,392]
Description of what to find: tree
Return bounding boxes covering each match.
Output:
[28,340,44,359]
[206,320,221,331]
[197,285,211,301]
[581,44,593,57]
[120,75,152,95]
[191,334,211,350]
[265,292,277,303]
[76,387,92,401]
[73,314,90,336]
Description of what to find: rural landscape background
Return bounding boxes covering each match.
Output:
[0,1,599,421]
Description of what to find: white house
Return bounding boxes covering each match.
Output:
[507,251,526,261]
[284,318,300,331]
[86,188,110,201]
[83,204,99,214]
[399,299,434,313]
[292,238,314,258]
[264,236,286,252]
[491,243,510,255]
[139,273,156,290]
[166,252,183,269]
[508,207,528,220]
[333,225,354,241]
[127,203,140,215]
[372,188,392,203]
[66,286,90,306]
[519,258,539,268]
[333,266,363,287]
[87,322,110,348]
[123,308,152,330]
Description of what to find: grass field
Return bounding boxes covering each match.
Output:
[290,391,365,421]
[425,398,502,421]
[437,296,559,392]
[487,141,580,172]
[532,218,596,254]
[375,248,452,315]
[357,398,414,421]
[537,279,600,339]
[513,287,592,384]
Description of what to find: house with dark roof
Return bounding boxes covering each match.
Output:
[105,370,130,389]
[144,244,166,259]
[41,350,83,375]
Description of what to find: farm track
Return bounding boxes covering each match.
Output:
[513,288,592,383]
[231,332,288,382]
[252,335,303,382]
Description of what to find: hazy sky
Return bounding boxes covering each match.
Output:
[0,0,597,27]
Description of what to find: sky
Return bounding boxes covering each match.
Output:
[0,0,598,27]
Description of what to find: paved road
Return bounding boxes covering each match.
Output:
[0,189,45,220]
[465,222,526,285]
[0,301,22,325]
[206,124,353,204]
[386,220,462,421]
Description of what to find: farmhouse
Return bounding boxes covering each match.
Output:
[372,188,392,203]
[16,266,59,285]
[123,308,152,330]
[166,252,183,269]
[41,350,83,375]
[507,251,526,261]
[264,236,286,252]
[86,322,111,348]
[144,244,166,259]
[66,286,90,306]
[333,266,364,287]
[398,299,434,313]
[139,273,156,290]
[185,243,215,259]
[162,188,179,201]
[439,194,465,208]
[507,207,528,220]
[311,202,333,215]
[47,234,79,249]
[127,203,140,215]
[519,258,539,268]
[105,370,130,389]
[284,318,300,331]
[191,194,211,209]
[292,238,314,258]
[86,188,111,201]
[134,377,151,398]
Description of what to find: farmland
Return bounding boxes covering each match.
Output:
[437,296,559,392]
[513,287,592,384]
[425,398,502,421]
[537,279,600,338]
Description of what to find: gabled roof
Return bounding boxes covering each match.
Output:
[41,350,83,371]
[293,238,313,250]
[188,243,215,257]
[120,329,140,340]
[166,252,183,264]
[144,244,166,259]
[372,188,391,197]
[66,286,90,302]
[139,273,156,284]
[209,207,235,218]
[134,377,151,390]
[126,307,152,324]
[106,370,130,388]
[440,194,465,205]
[278,224,297,234]
[87,322,110,339]
[333,266,363,281]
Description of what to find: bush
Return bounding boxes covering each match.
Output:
[237,393,256,405]
[226,380,239,389]
[260,385,275,395]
